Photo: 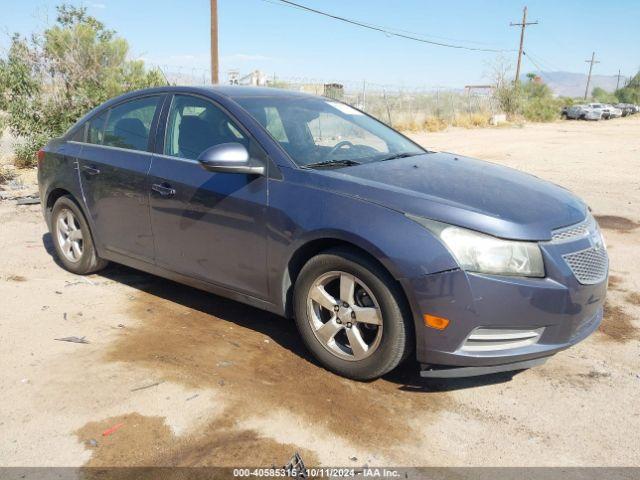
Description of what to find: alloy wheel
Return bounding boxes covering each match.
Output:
[306,270,383,361]
[56,208,84,263]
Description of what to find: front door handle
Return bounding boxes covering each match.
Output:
[82,165,100,176]
[152,183,176,198]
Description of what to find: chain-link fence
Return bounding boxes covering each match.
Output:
[157,66,501,130]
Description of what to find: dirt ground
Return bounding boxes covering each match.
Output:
[1,117,639,468]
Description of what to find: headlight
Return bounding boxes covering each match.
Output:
[407,215,545,277]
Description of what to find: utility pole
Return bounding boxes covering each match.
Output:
[510,6,538,84]
[210,0,219,84]
[362,80,366,110]
[584,52,600,100]
[616,69,622,90]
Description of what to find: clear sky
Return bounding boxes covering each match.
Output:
[2,0,639,88]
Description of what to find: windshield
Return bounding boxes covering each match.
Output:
[233,95,425,167]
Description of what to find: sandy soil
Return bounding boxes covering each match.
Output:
[0,117,639,467]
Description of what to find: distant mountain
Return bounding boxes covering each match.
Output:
[521,71,623,98]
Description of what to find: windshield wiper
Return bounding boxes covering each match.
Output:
[304,159,361,169]
[379,152,421,162]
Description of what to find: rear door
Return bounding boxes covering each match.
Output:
[78,95,163,262]
[148,93,269,298]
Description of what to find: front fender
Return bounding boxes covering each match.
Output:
[267,170,458,312]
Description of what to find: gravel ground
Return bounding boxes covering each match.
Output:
[0,117,638,467]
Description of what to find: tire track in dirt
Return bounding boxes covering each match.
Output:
[76,412,318,467]
[90,270,452,464]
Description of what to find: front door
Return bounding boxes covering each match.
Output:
[78,95,163,262]
[148,94,269,298]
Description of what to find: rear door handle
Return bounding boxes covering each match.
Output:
[82,165,100,175]
[152,183,176,198]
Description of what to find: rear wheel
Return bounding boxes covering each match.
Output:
[51,195,108,274]
[293,248,413,380]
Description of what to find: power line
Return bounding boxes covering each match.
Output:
[261,0,514,53]
[522,51,554,84]
[524,50,561,72]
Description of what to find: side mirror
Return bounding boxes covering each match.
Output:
[197,143,265,175]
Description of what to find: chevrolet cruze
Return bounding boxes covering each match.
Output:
[37,86,608,380]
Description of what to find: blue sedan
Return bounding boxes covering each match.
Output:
[37,86,608,380]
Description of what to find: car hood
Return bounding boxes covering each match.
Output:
[309,152,587,241]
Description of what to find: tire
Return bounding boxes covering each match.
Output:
[51,195,108,275]
[293,247,413,380]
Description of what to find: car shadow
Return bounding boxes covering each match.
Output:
[42,232,66,269]
[41,233,521,392]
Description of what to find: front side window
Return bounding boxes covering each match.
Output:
[234,96,424,167]
[103,96,161,151]
[164,95,247,160]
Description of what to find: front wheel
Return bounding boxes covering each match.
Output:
[293,248,413,380]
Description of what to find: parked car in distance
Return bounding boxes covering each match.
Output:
[38,86,609,380]
[614,103,636,116]
[569,104,602,120]
[562,105,590,120]
[604,104,623,119]
[584,103,609,120]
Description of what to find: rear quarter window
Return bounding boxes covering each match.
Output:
[69,125,86,142]
[87,111,108,145]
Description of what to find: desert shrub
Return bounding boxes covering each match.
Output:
[517,76,562,122]
[615,71,640,104]
[422,116,448,132]
[452,112,491,128]
[0,165,17,185]
[591,87,617,104]
[0,4,166,168]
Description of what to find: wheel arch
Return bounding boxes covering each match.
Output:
[281,235,412,325]
[45,187,92,224]
[46,187,74,213]
[45,187,101,252]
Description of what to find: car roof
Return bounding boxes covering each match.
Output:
[65,85,322,137]
[107,85,316,103]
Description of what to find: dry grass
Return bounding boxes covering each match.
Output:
[394,112,494,132]
[0,165,17,185]
[452,113,491,129]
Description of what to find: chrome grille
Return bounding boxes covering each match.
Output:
[552,224,589,242]
[552,217,591,243]
[562,247,608,284]
[461,328,544,352]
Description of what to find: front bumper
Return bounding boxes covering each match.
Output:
[400,227,608,375]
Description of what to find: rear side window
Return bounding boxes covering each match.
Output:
[164,95,247,160]
[87,111,108,145]
[103,96,161,152]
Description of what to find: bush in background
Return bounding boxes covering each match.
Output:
[520,79,562,122]
[0,4,166,167]
[615,71,640,104]
[591,87,618,104]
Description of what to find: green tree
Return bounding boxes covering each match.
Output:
[0,4,166,167]
[519,78,563,122]
[591,86,617,103]
[615,71,640,104]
